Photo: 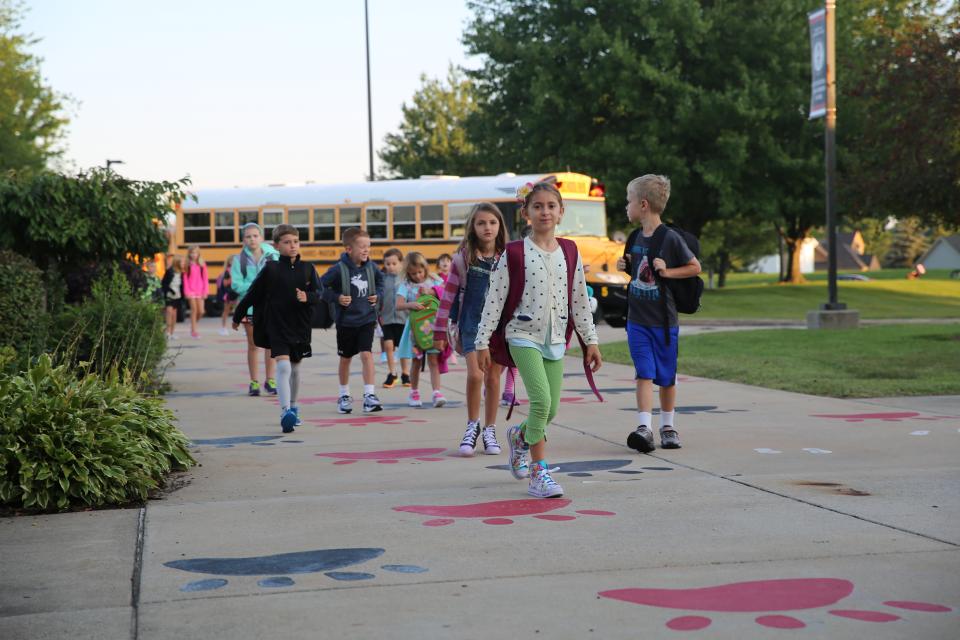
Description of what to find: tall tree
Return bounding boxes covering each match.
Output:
[0,1,70,172]
[840,1,960,230]
[379,66,487,178]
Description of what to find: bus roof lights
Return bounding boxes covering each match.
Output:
[589,180,605,197]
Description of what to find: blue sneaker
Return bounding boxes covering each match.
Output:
[291,406,302,427]
[265,378,278,395]
[280,408,297,433]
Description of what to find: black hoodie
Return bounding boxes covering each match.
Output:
[233,254,321,347]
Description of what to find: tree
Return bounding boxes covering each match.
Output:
[0,1,70,172]
[841,1,960,231]
[884,217,931,267]
[0,169,190,277]
[464,0,827,283]
[379,65,487,178]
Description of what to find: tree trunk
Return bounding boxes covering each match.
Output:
[717,250,730,288]
[783,236,807,284]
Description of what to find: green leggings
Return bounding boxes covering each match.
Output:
[509,345,564,445]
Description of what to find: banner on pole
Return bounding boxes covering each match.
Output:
[808,8,827,119]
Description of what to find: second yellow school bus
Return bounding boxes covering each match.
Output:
[176,171,629,325]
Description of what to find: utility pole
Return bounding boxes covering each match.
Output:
[364,0,375,181]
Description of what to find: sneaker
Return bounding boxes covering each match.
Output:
[291,406,302,427]
[627,425,656,453]
[459,422,481,457]
[506,425,530,479]
[191,331,200,339]
[500,391,515,408]
[383,373,398,388]
[408,390,422,407]
[363,393,383,413]
[401,373,411,387]
[660,427,682,449]
[432,391,447,408]
[218,327,230,336]
[481,426,501,455]
[264,379,278,395]
[280,408,297,433]
[248,381,261,397]
[337,395,353,414]
[528,464,564,498]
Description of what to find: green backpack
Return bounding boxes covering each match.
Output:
[409,292,440,351]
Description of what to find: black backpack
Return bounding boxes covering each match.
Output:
[624,223,704,344]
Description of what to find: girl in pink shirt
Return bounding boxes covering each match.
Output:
[182,245,209,338]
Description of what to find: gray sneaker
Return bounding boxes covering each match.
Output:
[363,393,383,413]
[660,427,682,449]
[337,395,353,414]
[627,425,655,453]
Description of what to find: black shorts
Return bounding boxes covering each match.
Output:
[381,323,405,345]
[165,299,181,309]
[270,341,312,363]
[337,322,376,358]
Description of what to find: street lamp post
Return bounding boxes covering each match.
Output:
[105,159,124,171]
[364,0,375,182]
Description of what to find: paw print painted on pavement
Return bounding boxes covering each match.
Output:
[485,459,672,478]
[316,448,447,465]
[306,415,426,428]
[393,498,615,526]
[810,411,957,423]
[598,577,953,631]
[617,405,749,415]
[166,548,428,592]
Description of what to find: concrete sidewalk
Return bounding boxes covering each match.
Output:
[2,316,958,639]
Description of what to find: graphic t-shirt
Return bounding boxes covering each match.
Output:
[626,226,694,328]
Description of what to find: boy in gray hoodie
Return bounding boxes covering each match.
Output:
[320,227,385,414]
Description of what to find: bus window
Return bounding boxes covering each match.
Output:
[557,200,606,237]
[239,210,259,227]
[263,210,283,242]
[366,207,388,239]
[340,207,361,231]
[215,211,235,243]
[289,209,309,240]
[183,211,211,243]
[314,208,335,241]
[448,202,475,239]
[393,205,416,239]
[494,201,521,240]
[421,204,444,239]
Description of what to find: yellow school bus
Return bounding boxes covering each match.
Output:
[176,172,629,325]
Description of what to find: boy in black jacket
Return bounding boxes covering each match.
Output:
[320,227,384,414]
[233,224,321,432]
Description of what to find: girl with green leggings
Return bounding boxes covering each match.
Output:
[476,181,602,498]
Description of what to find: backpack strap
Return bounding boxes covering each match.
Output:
[623,227,641,271]
[558,238,603,405]
[338,261,350,295]
[492,240,526,419]
[364,261,376,295]
[451,250,468,324]
[648,224,673,346]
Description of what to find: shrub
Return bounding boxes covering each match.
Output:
[0,250,48,366]
[52,269,167,387]
[0,355,194,511]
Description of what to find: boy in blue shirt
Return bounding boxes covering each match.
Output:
[617,175,701,451]
[320,227,385,414]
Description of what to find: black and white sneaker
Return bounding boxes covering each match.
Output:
[459,421,481,457]
[481,426,501,455]
[660,427,681,449]
[363,393,383,413]
[627,425,656,453]
[337,395,353,414]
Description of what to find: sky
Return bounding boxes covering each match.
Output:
[22,0,476,189]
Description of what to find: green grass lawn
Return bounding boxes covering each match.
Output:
[696,268,960,320]
[592,323,960,398]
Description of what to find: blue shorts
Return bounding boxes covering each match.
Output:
[459,327,478,354]
[627,322,679,387]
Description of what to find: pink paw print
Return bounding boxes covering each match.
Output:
[316,448,447,465]
[599,578,952,631]
[393,498,615,526]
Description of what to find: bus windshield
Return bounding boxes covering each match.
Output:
[557,200,607,237]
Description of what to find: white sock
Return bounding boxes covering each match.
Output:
[290,362,300,407]
[660,410,676,429]
[339,384,349,397]
[276,360,292,411]
[637,411,652,428]
[363,384,375,396]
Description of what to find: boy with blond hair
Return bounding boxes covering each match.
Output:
[617,175,701,451]
[320,227,384,414]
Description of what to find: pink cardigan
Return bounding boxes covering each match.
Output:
[182,263,209,298]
